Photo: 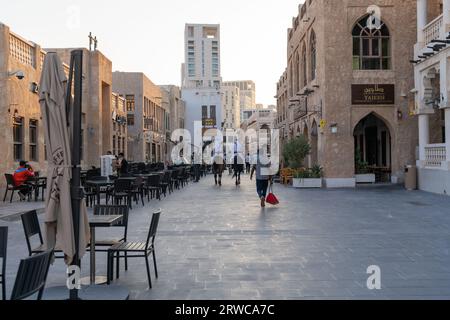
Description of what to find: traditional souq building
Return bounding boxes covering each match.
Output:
[275,0,418,187]
[113,72,167,163]
[413,0,450,195]
[0,23,49,193]
[0,22,129,195]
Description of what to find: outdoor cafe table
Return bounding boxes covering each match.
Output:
[85,179,114,205]
[82,214,123,285]
[26,176,47,201]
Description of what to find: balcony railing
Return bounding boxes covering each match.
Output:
[424,14,443,45]
[425,144,447,168]
[9,33,36,67]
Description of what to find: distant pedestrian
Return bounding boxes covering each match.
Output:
[193,152,201,182]
[232,140,244,186]
[245,153,251,174]
[117,152,129,176]
[250,152,272,208]
[212,154,224,186]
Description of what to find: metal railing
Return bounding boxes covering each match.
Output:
[424,14,443,45]
[425,144,446,167]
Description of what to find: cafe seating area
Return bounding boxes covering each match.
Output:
[0,162,206,299]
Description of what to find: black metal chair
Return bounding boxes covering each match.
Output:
[10,249,53,300]
[91,205,129,248]
[111,179,133,209]
[83,185,97,208]
[3,174,23,203]
[171,170,179,190]
[107,210,162,289]
[0,226,7,300]
[160,171,172,196]
[178,168,189,187]
[144,175,161,201]
[21,210,64,258]
[130,176,145,206]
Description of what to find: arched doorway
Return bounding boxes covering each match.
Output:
[310,120,318,166]
[353,113,391,182]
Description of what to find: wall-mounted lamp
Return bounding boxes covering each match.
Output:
[12,109,20,121]
[330,123,338,134]
[30,82,39,94]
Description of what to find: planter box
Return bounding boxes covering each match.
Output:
[355,174,376,184]
[292,178,322,188]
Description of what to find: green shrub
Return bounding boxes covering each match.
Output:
[355,148,369,174]
[283,135,311,169]
[310,165,324,178]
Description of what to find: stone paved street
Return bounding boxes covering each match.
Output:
[2,174,450,300]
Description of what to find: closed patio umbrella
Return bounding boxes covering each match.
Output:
[39,52,90,265]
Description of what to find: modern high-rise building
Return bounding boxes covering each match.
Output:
[221,85,241,130]
[181,23,223,149]
[223,80,256,120]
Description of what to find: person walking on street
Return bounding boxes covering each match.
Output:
[193,151,201,183]
[245,153,251,174]
[232,140,244,186]
[250,153,272,208]
[13,160,35,200]
[212,154,224,186]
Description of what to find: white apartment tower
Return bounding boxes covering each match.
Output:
[222,86,241,130]
[181,23,223,147]
[222,80,256,123]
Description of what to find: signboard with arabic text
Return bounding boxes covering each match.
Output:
[352,84,395,105]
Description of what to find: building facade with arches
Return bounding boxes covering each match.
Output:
[275,0,419,187]
[414,0,450,195]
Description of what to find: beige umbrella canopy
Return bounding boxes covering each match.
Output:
[39,52,90,265]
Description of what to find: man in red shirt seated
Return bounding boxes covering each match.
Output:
[13,160,35,200]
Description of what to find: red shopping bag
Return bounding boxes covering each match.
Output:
[266,185,279,205]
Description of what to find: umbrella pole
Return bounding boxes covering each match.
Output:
[69,49,83,300]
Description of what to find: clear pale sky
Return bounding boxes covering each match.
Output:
[1,0,303,105]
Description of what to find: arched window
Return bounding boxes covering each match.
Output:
[301,45,307,88]
[352,15,390,70]
[294,52,300,94]
[310,31,317,80]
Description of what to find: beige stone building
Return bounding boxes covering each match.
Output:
[45,47,125,167]
[414,0,450,195]
[0,23,49,192]
[160,85,186,163]
[111,92,128,157]
[276,0,418,187]
[113,72,167,163]
[0,22,131,194]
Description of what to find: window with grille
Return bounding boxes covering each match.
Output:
[126,95,135,112]
[13,116,23,161]
[352,16,390,70]
[29,119,38,161]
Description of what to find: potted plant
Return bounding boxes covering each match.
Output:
[292,165,323,188]
[355,148,375,184]
[282,135,311,170]
[283,136,323,188]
